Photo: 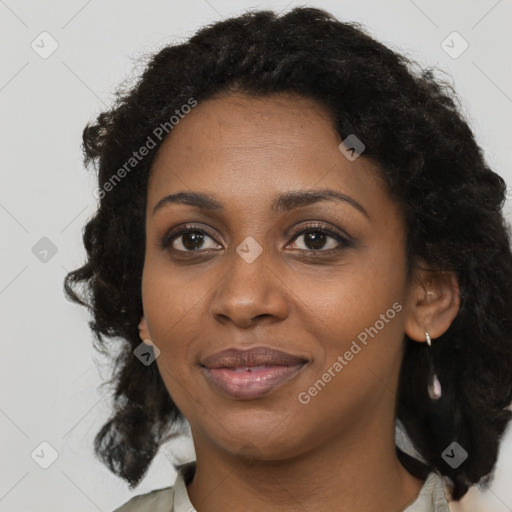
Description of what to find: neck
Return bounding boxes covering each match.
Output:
[186,419,424,512]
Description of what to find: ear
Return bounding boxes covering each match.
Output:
[404,266,460,343]
[138,315,152,345]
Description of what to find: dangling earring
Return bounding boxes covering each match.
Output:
[425,330,442,400]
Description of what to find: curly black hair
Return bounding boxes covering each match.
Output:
[63,6,512,501]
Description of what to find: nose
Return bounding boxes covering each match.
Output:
[209,242,289,328]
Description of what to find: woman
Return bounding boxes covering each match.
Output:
[64,7,512,512]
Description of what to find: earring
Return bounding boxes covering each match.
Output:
[425,330,442,400]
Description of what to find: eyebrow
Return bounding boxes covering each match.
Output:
[152,189,369,219]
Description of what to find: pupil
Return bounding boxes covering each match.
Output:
[305,231,326,250]
[183,232,203,250]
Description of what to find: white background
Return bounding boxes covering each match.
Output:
[1,0,511,511]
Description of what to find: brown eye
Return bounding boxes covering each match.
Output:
[288,225,353,253]
[169,230,220,252]
[160,224,222,253]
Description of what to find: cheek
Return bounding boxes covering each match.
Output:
[302,243,408,379]
[141,270,202,407]
[141,263,200,361]
[294,242,406,335]
[297,274,406,415]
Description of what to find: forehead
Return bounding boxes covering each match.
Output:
[150,92,338,167]
[147,92,387,217]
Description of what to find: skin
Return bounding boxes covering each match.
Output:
[138,91,460,512]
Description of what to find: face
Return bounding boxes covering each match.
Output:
[140,91,414,461]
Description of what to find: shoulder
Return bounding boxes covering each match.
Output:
[111,460,196,512]
[111,485,175,512]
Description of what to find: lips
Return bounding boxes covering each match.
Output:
[200,346,309,400]
[201,346,308,369]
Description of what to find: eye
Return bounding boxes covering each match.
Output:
[287,223,353,253]
[160,224,221,253]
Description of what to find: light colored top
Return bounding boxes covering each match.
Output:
[112,461,451,512]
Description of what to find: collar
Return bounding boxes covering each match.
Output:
[173,461,197,511]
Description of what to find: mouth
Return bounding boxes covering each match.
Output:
[200,346,309,400]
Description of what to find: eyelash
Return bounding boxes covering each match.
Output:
[159,222,353,256]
